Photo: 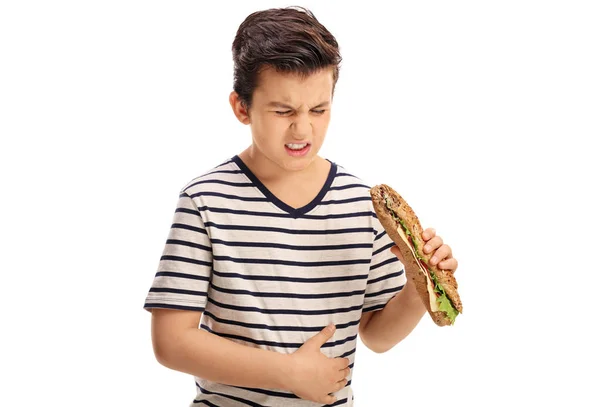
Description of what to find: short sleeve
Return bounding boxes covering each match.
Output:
[143,191,213,313]
[363,217,407,313]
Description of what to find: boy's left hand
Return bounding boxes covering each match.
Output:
[391,228,458,273]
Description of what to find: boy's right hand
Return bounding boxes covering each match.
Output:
[288,324,351,404]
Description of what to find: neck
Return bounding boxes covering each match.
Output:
[239,145,325,183]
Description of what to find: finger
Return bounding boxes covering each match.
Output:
[390,246,406,264]
[335,357,350,370]
[338,367,351,381]
[422,228,436,241]
[438,257,458,272]
[306,324,336,348]
[335,379,348,390]
[326,380,346,402]
[423,236,443,254]
[322,395,337,405]
[429,244,451,266]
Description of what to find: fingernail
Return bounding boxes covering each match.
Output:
[424,244,431,253]
[430,256,438,265]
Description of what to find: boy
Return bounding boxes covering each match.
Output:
[144,7,458,406]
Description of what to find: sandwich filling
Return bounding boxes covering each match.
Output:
[384,196,459,324]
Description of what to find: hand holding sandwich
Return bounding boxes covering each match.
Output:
[389,227,459,326]
[391,227,458,276]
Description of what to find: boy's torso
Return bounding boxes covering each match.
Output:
[189,157,370,406]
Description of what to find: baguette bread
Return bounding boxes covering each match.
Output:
[370,184,462,326]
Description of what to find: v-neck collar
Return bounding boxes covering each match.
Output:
[232,155,337,218]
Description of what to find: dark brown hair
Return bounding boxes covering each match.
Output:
[232,6,342,109]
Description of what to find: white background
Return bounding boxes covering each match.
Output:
[1,1,599,406]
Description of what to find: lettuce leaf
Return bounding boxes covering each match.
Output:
[437,293,459,324]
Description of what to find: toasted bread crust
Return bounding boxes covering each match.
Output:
[370,184,462,326]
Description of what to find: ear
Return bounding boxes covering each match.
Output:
[229,91,251,125]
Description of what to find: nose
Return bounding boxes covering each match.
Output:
[291,114,311,140]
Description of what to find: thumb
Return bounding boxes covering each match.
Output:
[307,324,336,348]
[390,245,405,262]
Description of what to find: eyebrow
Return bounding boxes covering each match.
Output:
[267,101,330,109]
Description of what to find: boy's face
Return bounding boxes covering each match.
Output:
[237,67,334,173]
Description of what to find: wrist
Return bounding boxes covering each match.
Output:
[401,279,426,308]
[273,353,297,391]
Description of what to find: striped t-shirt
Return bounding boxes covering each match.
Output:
[144,155,406,407]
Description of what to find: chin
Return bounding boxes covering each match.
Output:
[281,156,316,172]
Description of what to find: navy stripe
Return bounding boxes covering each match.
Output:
[373,241,395,256]
[195,384,262,407]
[155,271,210,281]
[188,191,269,202]
[205,222,375,235]
[367,270,404,285]
[210,238,372,251]
[208,297,363,315]
[212,269,369,283]
[172,223,208,235]
[328,398,349,406]
[330,183,370,191]
[213,255,370,268]
[369,256,399,271]
[340,348,356,358]
[166,239,211,252]
[150,287,207,296]
[210,282,365,299]
[205,169,243,175]
[363,303,386,313]
[375,230,387,241]
[160,255,212,267]
[175,207,200,217]
[364,285,404,298]
[303,211,374,220]
[143,303,205,312]
[200,206,290,218]
[193,400,220,406]
[202,324,357,349]
[204,164,241,174]
[336,172,358,178]
[198,205,375,220]
[188,179,254,188]
[203,310,360,332]
[320,196,372,205]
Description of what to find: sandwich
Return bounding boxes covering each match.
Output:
[370,184,463,326]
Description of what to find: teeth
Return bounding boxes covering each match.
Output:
[286,143,308,150]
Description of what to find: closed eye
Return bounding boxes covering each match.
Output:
[275,111,292,115]
[312,109,326,115]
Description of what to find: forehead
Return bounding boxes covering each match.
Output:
[253,67,334,105]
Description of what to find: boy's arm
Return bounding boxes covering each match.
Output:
[152,309,292,390]
[358,279,426,353]
[151,308,350,403]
